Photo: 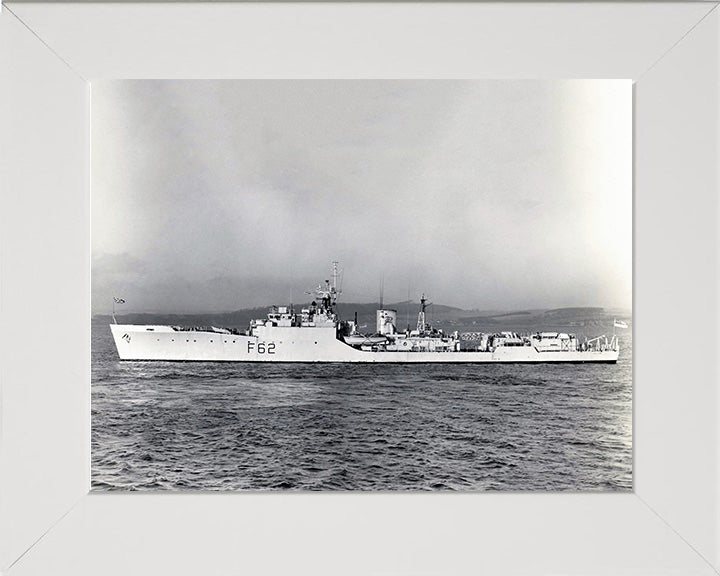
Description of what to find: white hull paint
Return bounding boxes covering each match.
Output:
[110,324,620,364]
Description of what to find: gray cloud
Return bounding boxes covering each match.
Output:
[92,80,631,315]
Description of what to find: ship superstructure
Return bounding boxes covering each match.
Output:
[110,262,620,363]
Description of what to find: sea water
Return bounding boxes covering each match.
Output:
[91,319,632,491]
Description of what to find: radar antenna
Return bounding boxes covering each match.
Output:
[306,262,341,313]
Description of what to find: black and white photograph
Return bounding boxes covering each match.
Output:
[91,80,632,491]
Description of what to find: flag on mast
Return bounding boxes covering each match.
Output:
[113,297,126,304]
[613,319,628,329]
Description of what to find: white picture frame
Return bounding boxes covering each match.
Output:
[1,2,718,575]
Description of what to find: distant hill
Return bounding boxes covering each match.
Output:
[95,302,630,336]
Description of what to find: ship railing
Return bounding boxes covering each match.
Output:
[460,332,486,341]
[583,334,620,352]
[170,325,240,334]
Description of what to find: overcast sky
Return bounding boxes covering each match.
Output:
[92,80,631,315]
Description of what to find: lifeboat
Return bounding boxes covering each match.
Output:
[342,334,387,346]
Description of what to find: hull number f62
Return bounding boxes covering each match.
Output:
[248,341,276,354]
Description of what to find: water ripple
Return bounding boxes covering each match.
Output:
[92,319,632,491]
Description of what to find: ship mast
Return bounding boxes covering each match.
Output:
[417,293,429,333]
[331,261,339,306]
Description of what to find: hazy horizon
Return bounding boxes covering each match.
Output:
[92,80,632,315]
[94,300,633,319]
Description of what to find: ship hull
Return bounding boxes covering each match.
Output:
[110,324,619,364]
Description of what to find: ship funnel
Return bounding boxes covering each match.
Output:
[376,309,397,335]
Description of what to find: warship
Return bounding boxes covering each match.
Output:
[110,262,620,363]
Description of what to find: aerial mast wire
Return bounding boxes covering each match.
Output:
[406,284,410,332]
